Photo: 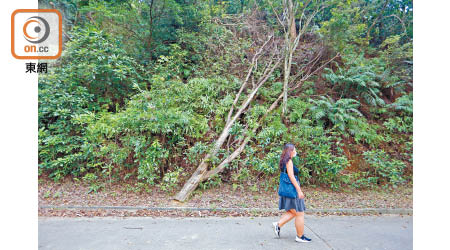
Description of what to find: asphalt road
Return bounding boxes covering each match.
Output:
[38,215,412,250]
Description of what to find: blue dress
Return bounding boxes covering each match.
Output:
[278,162,306,212]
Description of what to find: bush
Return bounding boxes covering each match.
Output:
[295,130,349,190]
[242,97,350,190]
[362,149,406,188]
[383,117,412,134]
[61,26,146,111]
[389,92,413,116]
[348,117,384,146]
[347,172,379,189]
[136,140,169,185]
[153,22,247,81]
[38,25,146,181]
[75,76,238,188]
[251,150,280,175]
[289,98,350,189]
[38,73,93,180]
[323,53,386,106]
[309,96,363,132]
[159,167,183,192]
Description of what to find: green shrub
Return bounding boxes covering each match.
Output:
[38,73,93,180]
[159,167,183,192]
[347,172,379,189]
[379,35,413,90]
[389,92,413,116]
[363,149,406,188]
[256,118,288,148]
[184,141,210,165]
[38,25,147,181]
[62,26,146,111]
[348,117,384,146]
[323,53,386,106]
[383,117,412,134]
[243,97,350,190]
[75,76,237,188]
[198,174,222,190]
[153,22,247,80]
[251,150,279,175]
[297,135,349,190]
[309,96,363,132]
[82,173,104,193]
[290,121,349,190]
[136,140,169,185]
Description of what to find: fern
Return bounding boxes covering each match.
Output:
[323,53,385,106]
[389,92,412,115]
[309,96,363,132]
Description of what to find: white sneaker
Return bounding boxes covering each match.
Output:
[295,234,312,243]
[272,222,280,238]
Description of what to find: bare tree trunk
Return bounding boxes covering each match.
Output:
[288,0,297,41]
[282,0,320,116]
[226,35,273,125]
[282,0,295,116]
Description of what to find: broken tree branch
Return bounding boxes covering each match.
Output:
[226,34,273,125]
[201,53,339,182]
[173,50,282,202]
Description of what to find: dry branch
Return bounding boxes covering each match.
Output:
[173,37,282,202]
[201,53,340,182]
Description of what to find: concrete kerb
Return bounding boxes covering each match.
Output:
[39,205,412,215]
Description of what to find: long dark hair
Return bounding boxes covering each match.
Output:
[279,143,295,171]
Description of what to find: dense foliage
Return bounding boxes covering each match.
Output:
[38,0,413,193]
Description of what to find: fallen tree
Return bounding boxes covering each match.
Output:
[200,53,340,182]
[173,1,337,202]
[173,46,339,201]
[173,34,282,202]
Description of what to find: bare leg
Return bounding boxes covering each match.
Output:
[278,209,295,227]
[294,211,305,237]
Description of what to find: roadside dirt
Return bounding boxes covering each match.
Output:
[38,176,412,217]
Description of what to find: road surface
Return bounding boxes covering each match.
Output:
[39,215,412,250]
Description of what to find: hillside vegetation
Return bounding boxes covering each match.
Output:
[38,0,413,201]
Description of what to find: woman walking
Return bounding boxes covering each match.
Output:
[272,143,312,243]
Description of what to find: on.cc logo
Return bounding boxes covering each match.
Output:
[23,16,50,44]
[11,9,62,59]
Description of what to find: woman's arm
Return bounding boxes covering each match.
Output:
[286,160,305,198]
[286,160,300,191]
